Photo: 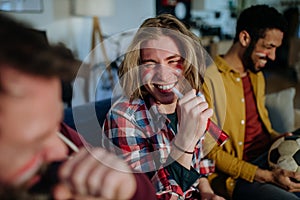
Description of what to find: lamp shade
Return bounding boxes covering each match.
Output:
[74,0,115,17]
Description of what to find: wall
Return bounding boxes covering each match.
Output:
[191,0,299,39]
[1,0,155,106]
[191,0,237,38]
[3,0,155,60]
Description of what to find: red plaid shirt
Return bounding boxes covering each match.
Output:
[102,96,215,199]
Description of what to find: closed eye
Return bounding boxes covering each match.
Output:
[141,59,157,68]
[169,60,180,64]
[168,58,183,68]
[144,63,156,68]
[263,43,277,50]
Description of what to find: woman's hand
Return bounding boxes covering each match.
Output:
[175,89,213,151]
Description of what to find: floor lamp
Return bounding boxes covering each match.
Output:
[74,0,115,100]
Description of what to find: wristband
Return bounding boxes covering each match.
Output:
[199,174,208,178]
[173,142,194,154]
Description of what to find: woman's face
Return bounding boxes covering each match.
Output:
[140,36,183,106]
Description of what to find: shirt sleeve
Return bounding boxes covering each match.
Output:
[165,158,200,192]
[207,145,258,182]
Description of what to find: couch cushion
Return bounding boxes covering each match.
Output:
[295,109,300,129]
[265,87,295,133]
[63,98,112,146]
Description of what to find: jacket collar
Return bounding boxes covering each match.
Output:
[214,55,239,74]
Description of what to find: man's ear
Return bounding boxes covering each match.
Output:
[239,30,251,47]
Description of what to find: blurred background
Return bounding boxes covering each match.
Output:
[1,0,299,108]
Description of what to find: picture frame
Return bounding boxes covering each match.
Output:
[0,0,43,13]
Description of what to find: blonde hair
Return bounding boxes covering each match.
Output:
[119,14,206,99]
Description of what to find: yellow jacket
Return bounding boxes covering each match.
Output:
[203,55,280,199]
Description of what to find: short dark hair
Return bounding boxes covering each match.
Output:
[0,13,74,83]
[233,5,288,42]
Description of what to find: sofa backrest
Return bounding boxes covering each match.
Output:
[63,98,112,146]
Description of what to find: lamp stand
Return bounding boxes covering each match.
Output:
[91,16,114,88]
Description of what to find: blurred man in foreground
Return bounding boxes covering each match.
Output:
[0,13,156,200]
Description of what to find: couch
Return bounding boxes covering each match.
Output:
[296,110,300,131]
[265,87,300,133]
[64,98,112,146]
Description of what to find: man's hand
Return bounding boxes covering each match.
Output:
[272,132,293,143]
[198,177,225,200]
[52,148,136,200]
[271,167,300,192]
[255,167,300,192]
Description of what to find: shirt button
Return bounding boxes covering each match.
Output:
[241,98,245,103]
[241,120,245,125]
[238,141,243,146]
[236,77,241,82]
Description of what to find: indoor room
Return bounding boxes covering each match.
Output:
[2,1,300,199]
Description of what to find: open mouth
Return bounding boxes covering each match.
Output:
[10,155,43,187]
[258,59,267,65]
[256,52,267,58]
[255,52,267,65]
[154,83,176,92]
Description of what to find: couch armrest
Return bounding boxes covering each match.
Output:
[295,108,300,129]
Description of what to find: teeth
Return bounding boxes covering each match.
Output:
[255,52,267,66]
[255,52,266,57]
[157,83,175,90]
[259,59,267,65]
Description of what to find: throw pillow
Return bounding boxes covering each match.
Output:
[265,87,296,133]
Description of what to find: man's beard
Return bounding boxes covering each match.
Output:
[0,185,51,200]
[0,161,62,200]
[242,41,260,74]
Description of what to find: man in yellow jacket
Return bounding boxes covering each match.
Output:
[203,5,300,200]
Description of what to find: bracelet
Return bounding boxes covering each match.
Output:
[173,142,194,154]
